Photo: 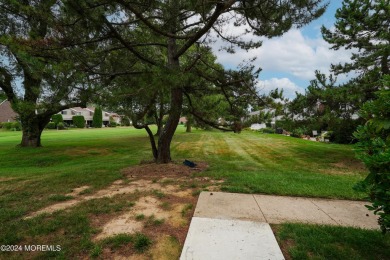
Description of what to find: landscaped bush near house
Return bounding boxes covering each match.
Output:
[72,116,85,128]
[260,128,275,134]
[46,122,56,129]
[291,127,307,138]
[108,121,117,127]
[57,122,65,130]
[51,114,63,126]
[121,117,131,126]
[2,122,21,131]
[2,122,12,130]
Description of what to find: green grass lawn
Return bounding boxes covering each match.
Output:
[0,127,388,259]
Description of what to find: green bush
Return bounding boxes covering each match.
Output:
[121,117,131,126]
[92,107,103,128]
[51,114,63,126]
[11,122,21,131]
[261,128,275,134]
[72,116,85,128]
[2,122,21,131]
[108,121,117,127]
[57,122,65,130]
[46,122,56,129]
[2,122,13,130]
[291,127,306,138]
[354,76,390,233]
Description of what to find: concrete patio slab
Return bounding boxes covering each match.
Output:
[311,199,378,229]
[194,192,266,222]
[253,194,338,225]
[180,217,284,260]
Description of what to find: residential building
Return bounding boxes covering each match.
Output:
[0,100,18,122]
[59,107,121,127]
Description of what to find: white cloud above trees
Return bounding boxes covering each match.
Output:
[257,78,304,100]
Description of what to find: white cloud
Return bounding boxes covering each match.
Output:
[257,78,304,100]
[212,29,353,81]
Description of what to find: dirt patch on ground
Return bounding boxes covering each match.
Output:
[121,161,208,179]
[132,196,171,220]
[27,161,222,258]
[95,213,143,240]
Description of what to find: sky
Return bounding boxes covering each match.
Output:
[213,2,352,100]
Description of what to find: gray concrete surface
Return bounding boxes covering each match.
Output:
[180,217,284,260]
[196,192,378,229]
[194,192,266,222]
[181,192,379,260]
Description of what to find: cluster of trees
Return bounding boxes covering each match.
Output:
[0,0,327,162]
[282,0,389,232]
[278,0,389,142]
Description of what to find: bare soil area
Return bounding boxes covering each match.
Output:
[27,161,222,259]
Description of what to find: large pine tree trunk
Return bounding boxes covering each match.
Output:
[156,33,182,163]
[156,87,182,163]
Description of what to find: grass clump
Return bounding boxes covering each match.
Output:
[152,190,165,199]
[101,234,133,249]
[133,233,152,253]
[48,194,74,201]
[135,214,145,220]
[181,204,193,217]
[145,215,165,227]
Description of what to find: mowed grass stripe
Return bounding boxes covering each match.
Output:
[177,131,366,199]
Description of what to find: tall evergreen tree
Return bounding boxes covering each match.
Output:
[0,1,93,146]
[321,0,390,99]
[321,0,390,231]
[92,107,103,128]
[69,0,327,163]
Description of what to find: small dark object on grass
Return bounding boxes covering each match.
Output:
[183,160,196,168]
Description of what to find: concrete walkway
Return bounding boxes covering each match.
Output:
[180,192,378,260]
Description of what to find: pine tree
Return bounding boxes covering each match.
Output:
[92,107,103,128]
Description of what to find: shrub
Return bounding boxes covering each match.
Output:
[11,122,21,131]
[57,122,65,130]
[261,128,275,134]
[72,115,85,128]
[2,122,13,130]
[0,122,2,129]
[108,121,117,127]
[2,122,21,131]
[121,117,131,126]
[46,122,56,129]
[92,107,103,128]
[354,76,390,233]
[51,114,63,126]
[291,127,305,138]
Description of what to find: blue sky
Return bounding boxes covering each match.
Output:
[213,1,351,99]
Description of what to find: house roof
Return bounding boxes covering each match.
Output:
[0,100,19,122]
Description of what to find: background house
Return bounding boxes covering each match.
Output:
[0,100,18,122]
[59,107,121,127]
